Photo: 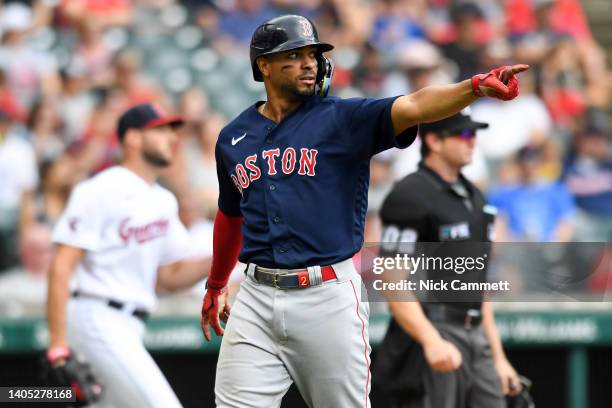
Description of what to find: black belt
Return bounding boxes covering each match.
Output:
[71,291,150,322]
[423,304,482,329]
[253,265,337,289]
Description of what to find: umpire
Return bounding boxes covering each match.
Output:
[372,110,521,408]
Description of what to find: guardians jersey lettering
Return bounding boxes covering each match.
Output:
[216,95,418,268]
[118,217,170,244]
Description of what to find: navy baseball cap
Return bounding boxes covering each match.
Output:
[420,110,488,136]
[117,104,184,141]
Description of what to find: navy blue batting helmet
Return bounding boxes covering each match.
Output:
[249,14,334,84]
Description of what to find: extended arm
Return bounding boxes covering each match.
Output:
[391,65,530,133]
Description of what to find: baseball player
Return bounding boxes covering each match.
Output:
[372,111,521,408]
[200,14,528,408]
[46,103,210,408]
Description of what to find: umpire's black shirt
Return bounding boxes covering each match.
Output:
[379,162,496,311]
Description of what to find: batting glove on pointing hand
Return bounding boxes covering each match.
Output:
[471,64,530,101]
[201,285,231,341]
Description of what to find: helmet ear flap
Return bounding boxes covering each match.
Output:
[252,58,263,82]
[316,56,334,97]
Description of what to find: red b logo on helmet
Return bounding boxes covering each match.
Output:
[300,18,313,37]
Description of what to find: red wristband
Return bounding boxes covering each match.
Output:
[471,74,485,97]
[47,346,71,362]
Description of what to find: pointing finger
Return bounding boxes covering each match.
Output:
[501,64,530,82]
[498,64,529,84]
[509,64,530,74]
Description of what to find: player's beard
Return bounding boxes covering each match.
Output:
[281,78,315,99]
[142,149,171,167]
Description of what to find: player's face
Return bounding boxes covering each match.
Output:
[265,46,319,98]
[141,125,178,167]
[440,130,476,167]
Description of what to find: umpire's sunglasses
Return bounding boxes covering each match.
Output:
[441,129,477,140]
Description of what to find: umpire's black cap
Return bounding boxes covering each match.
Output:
[250,14,334,82]
[420,110,489,136]
[117,104,184,141]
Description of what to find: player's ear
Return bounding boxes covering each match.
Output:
[123,129,142,149]
[257,57,271,80]
[425,132,443,155]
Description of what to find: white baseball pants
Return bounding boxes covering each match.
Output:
[67,298,182,408]
[215,259,372,408]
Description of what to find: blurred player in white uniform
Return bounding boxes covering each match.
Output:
[46,104,210,408]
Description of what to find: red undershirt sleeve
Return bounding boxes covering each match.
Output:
[207,209,243,289]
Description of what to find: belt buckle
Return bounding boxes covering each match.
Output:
[272,273,281,289]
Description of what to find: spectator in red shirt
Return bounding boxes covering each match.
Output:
[60,0,133,28]
[506,0,592,42]
[0,69,26,123]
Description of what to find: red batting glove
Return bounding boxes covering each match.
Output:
[200,285,231,341]
[471,64,530,101]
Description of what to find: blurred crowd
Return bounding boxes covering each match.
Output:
[0,0,611,307]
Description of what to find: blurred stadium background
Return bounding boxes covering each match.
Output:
[0,0,610,407]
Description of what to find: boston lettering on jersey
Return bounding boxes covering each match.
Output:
[231,148,318,193]
[119,217,169,244]
[216,95,418,268]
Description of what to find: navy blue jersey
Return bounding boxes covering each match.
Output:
[216,95,417,268]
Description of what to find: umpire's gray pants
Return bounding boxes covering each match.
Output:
[421,322,504,408]
[215,259,371,408]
